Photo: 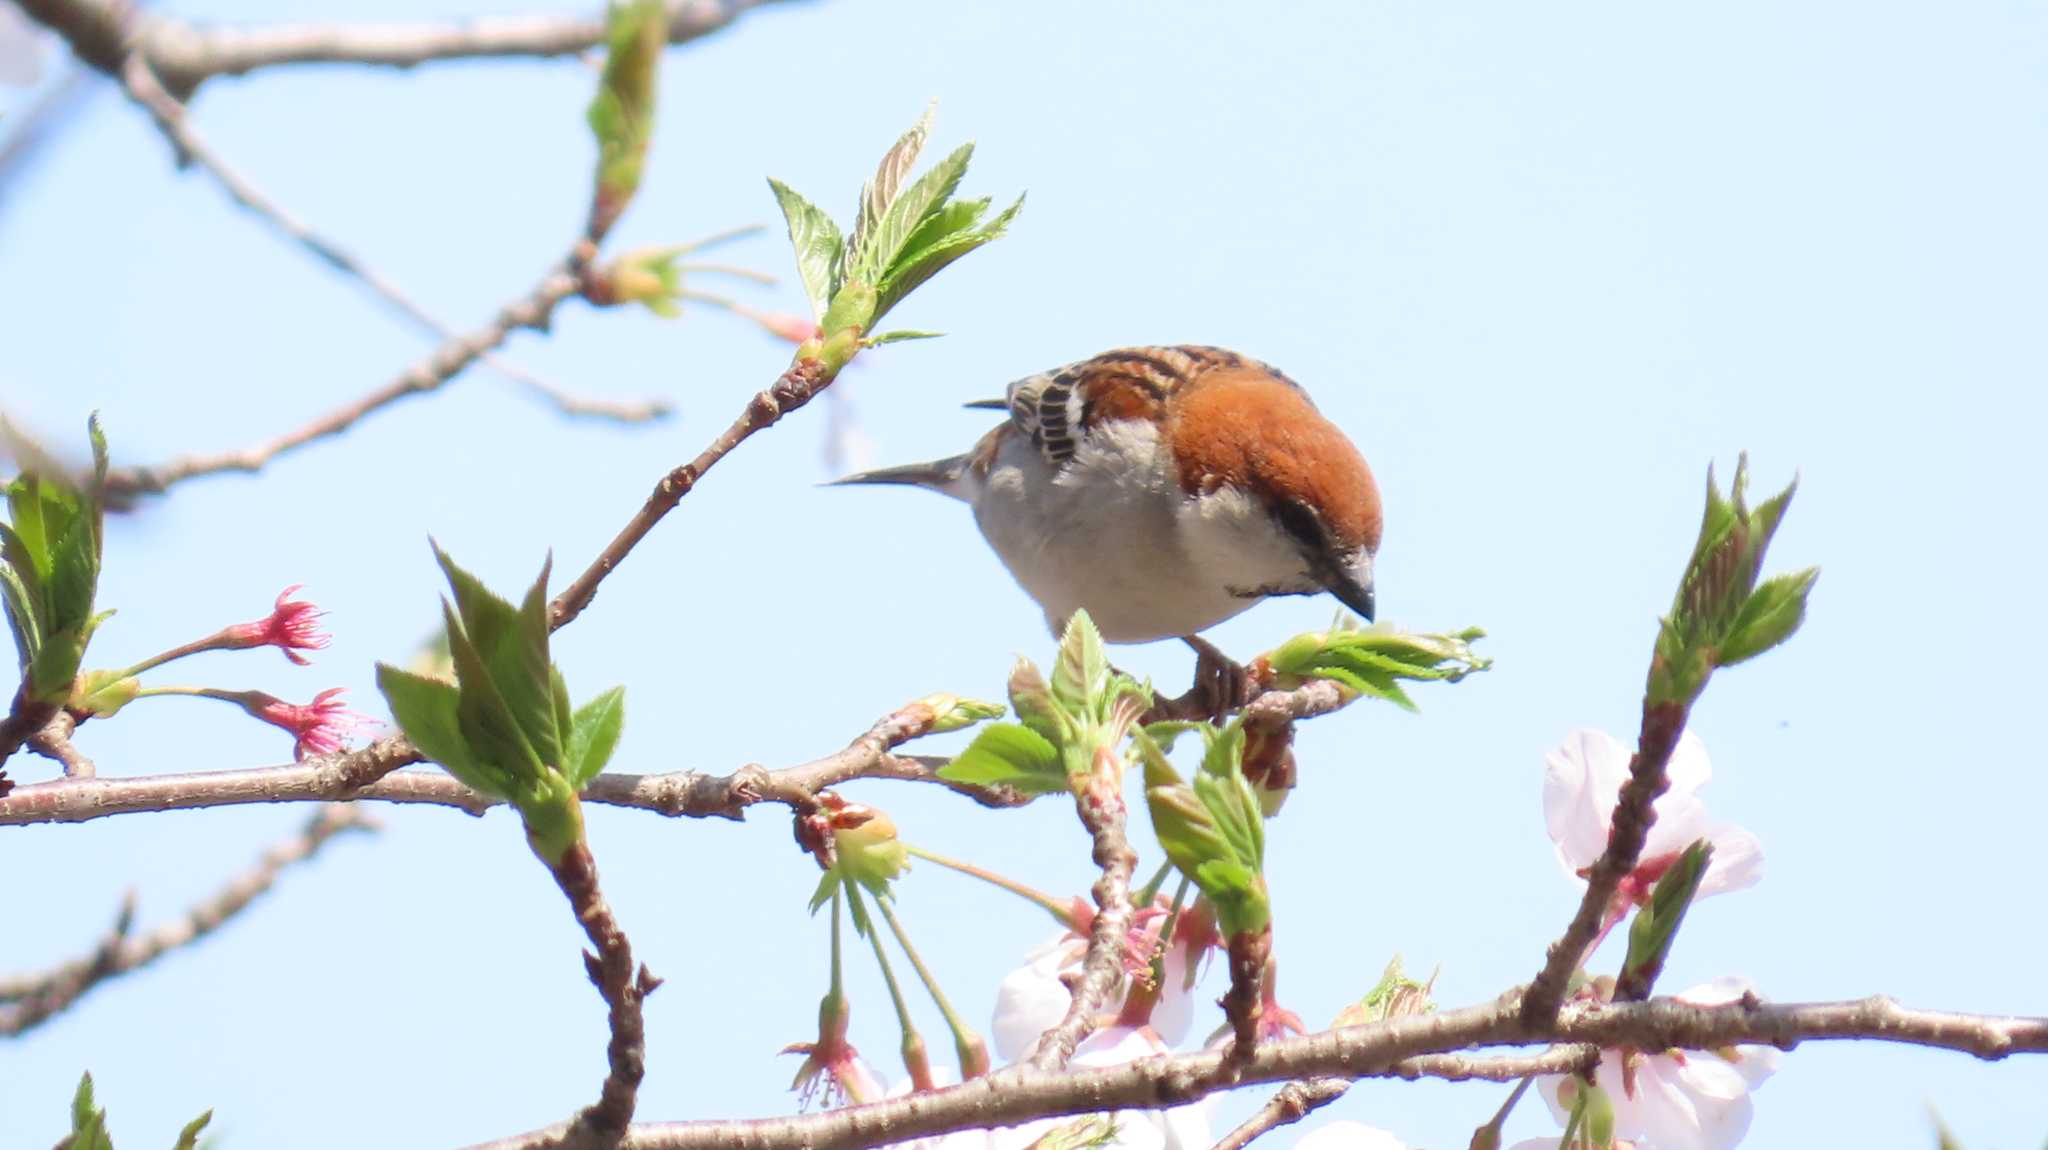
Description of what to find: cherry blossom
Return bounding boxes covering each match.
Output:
[990,906,1207,1063]
[1538,978,1782,1150]
[221,585,333,665]
[1543,728,1763,939]
[244,688,369,760]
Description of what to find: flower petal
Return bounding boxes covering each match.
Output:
[1696,825,1765,898]
[1544,728,1631,872]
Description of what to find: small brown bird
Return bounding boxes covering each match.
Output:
[834,345,1383,648]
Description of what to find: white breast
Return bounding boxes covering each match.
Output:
[962,421,1315,643]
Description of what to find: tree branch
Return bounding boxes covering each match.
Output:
[548,357,833,631]
[1029,765,1137,1070]
[100,262,584,499]
[0,706,1032,827]
[14,0,790,96]
[113,54,664,431]
[547,838,659,1147]
[461,994,2048,1150]
[0,804,375,1036]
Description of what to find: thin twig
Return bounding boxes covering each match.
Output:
[13,0,791,95]
[99,263,584,498]
[548,357,833,630]
[1521,695,1691,1025]
[460,993,2048,1150]
[1209,1078,1349,1150]
[116,54,667,429]
[0,805,375,1036]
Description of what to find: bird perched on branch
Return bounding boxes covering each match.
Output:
[833,345,1382,669]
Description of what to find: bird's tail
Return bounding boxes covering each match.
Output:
[827,453,975,497]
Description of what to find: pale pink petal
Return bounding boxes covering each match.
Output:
[1638,1056,1755,1150]
[1641,793,1717,861]
[1544,728,1631,871]
[990,934,1083,1063]
[1694,827,1765,897]
[1150,939,1199,1048]
[1293,1120,1411,1150]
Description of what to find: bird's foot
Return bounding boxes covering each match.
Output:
[1145,635,1254,723]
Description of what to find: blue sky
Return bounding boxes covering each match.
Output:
[1,1,2043,1147]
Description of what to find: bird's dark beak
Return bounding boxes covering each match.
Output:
[1324,569,1376,622]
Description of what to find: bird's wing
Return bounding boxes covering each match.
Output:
[1000,345,1280,470]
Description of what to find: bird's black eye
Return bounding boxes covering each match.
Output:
[1272,498,1326,552]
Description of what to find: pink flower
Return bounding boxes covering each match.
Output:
[247,688,368,760]
[990,902,1210,1063]
[222,585,332,665]
[1543,728,1763,942]
[1538,978,1781,1150]
[784,1036,884,1110]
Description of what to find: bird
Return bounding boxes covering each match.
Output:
[832,345,1383,659]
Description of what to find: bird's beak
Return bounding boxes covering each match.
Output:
[1322,559,1376,622]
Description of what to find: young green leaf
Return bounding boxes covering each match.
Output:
[939,722,1065,793]
[377,663,503,796]
[1050,609,1110,719]
[1718,568,1819,666]
[433,545,562,773]
[769,178,845,319]
[846,105,934,277]
[442,599,546,783]
[173,1110,214,1150]
[69,669,138,718]
[1618,839,1714,999]
[866,330,945,346]
[857,141,972,283]
[585,0,665,237]
[564,685,627,788]
[872,194,1023,323]
[69,1071,112,1150]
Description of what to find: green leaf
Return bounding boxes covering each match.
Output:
[0,557,36,669]
[585,0,664,234]
[896,196,990,268]
[1006,657,1066,744]
[858,141,973,282]
[808,870,840,915]
[939,722,1066,793]
[377,663,503,797]
[1718,567,1818,667]
[69,669,138,718]
[69,1072,112,1150]
[846,105,934,279]
[872,193,1023,323]
[564,685,626,788]
[434,545,562,773]
[440,600,545,783]
[768,178,845,319]
[173,1110,213,1150]
[1620,839,1714,995]
[865,330,945,346]
[1050,609,1109,719]
[1196,722,1262,871]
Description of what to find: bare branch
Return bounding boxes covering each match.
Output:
[462,994,2048,1150]
[99,262,584,498]
[113,55,664,430]
[14,0,790,95]
[548,357,834,631]
[0,805,375,1036]
[0,706,1029,827]
[547,839,659,1146]
[1209,1079,1349,1150]
[25,710,95,778]
[1028,769,1137,1070]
